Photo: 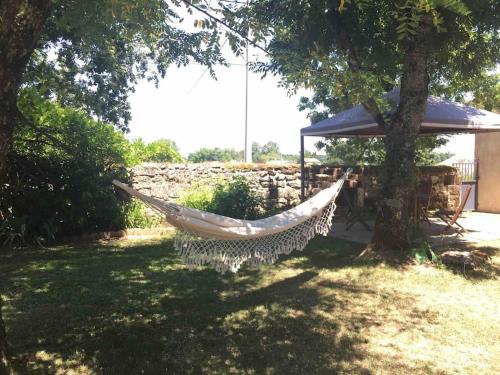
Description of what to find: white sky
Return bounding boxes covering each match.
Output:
[128,62,319,157]
[127,65,476,160]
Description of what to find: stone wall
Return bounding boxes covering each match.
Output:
[130,162,461,213]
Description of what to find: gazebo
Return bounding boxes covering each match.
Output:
[299,89,500,201]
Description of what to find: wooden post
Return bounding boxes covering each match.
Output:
[300,135,305,201]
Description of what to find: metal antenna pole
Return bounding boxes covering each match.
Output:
[244,0,252,163]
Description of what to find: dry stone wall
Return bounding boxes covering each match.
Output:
[130,162,461,213]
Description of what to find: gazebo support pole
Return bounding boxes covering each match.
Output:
[300,135,305,201]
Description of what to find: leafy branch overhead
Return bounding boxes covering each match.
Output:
[23,0,226,130]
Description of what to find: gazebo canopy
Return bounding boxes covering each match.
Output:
[301,89,500,138]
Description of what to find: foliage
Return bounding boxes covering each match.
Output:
[466,73,500,112]
[122,199,162,229]
[23,0,225,130]
[412,241,442,266]
[252,141,281,163]
[316,137,449,166]
[0,90,143,245]
[178,176,262,219]
[188,147,243,163]
[129,138,183,165]
[177,182,215,211]
[210,176,262,220]
[228,0,498,103]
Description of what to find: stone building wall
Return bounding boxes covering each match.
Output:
[130,162,461,213]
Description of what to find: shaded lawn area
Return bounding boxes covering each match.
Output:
[1,236,499,374]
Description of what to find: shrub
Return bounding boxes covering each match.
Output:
[0,90,134,246]
[122,200,162,229]
[177,182,214,211]
[177,176,262,220]
[129,138,183,165]
[210,176,262,219]
[187,147,243,163]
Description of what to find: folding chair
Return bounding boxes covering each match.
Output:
[435,184,473,236]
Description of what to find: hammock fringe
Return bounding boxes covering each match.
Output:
[173,199,338,273]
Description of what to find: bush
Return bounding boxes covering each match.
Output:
[129,138,183,165]
[178,176,263,220]
[187,147,243,163]
[210,176,262,219]
[177,182,214,211]
[0,90,135,246]
[122,200,162,229]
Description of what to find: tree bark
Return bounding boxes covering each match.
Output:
[0,299,8,375]
[0,1,53,372]
[371,15,432,252]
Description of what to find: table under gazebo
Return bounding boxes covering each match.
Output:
[299,89,500,202]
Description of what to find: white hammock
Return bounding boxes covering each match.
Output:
[113,170,348,273]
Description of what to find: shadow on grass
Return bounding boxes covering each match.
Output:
[433,241,500,280]
[0,236,431,374]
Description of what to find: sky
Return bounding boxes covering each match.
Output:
[127,62,319,158]
[126,2,478,161]
[127,64,476,161]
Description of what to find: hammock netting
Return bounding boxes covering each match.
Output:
[174,200,338,273]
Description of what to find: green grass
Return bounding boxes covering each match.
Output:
[1,236,499,374]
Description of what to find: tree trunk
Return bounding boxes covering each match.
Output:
[0,1,53,372]
[0,299,8,375]
[0,96,16,375]
[371,15,432,252]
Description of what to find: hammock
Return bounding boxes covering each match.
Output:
[113,169,349,273]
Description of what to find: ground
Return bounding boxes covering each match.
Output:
[0,236,499,374]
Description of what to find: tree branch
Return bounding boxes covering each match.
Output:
[179,0,269,54]
[16,108,77,156]
[328,7,387,128]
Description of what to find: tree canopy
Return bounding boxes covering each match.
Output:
[130,139,183,164]
[0,0,225,175]
[188,147,243,162]
[252,141,281,162]
[22,0,225,129]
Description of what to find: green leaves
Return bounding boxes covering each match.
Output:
[178,176,263,220]
[188,147,243,163]
[0,89,136,244]
[412,241,441,265]
[129,139,183,165]
[25,0,225,130]
[394,0,471,40]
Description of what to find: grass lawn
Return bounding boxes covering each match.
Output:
[1,235,499,374]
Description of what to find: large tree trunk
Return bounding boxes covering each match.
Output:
[0,1,53,372]
[0,301,8,375]
[371,15,432,252]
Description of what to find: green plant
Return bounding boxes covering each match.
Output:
[412,241,441,266]
[177,182,215,211]
[0,90,134,245]
[188,147,243,163]
[210,176,263,220]
[129,139,183,165]
[178,176,263,220]
[123,199,162,229]
[0,219,26,248]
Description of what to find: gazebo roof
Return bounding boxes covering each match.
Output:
[301,89,500,137]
